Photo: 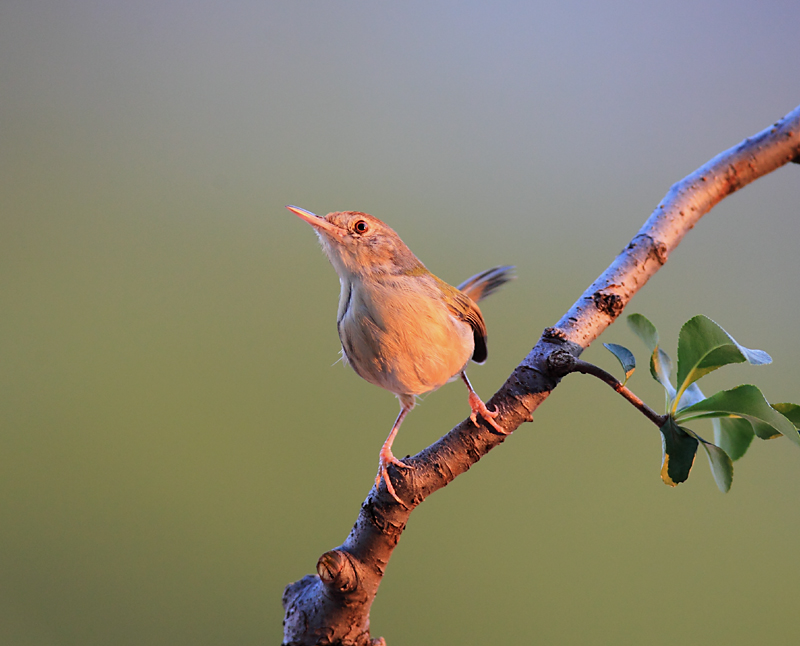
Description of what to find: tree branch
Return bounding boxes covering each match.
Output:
[282,104,800,646]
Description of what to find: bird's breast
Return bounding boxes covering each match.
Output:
[337,277,474,398]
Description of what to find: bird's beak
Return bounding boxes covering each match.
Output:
[286,205,343,236]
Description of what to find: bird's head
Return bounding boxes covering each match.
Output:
[286,206,425,279]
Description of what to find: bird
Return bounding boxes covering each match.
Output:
[287,205,514,504]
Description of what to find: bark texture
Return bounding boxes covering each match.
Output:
[282,104,800,646]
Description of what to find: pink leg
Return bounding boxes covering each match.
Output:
[376,405,414,505]
[461,372,509,435]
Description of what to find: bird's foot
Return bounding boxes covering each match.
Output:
[376,447,413,506]
[468,391,510,435]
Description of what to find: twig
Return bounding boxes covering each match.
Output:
[570,357,667,427]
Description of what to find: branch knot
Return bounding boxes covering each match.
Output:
[542,326,568,341]
[592,288,624,318]
[546,349,577,377]
[317,549,359,593]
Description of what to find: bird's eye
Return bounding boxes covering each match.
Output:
[353,220,369,234]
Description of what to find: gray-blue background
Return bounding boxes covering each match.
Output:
[2,1,799,643]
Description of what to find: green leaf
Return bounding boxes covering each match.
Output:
[674,315,771,410]
[650,347,676,400]
[713,417,755,461]
[698,436,734,493]
[626,314,675,400]
[627,313,659,352]
[773,402,800,429]
[671,385,734,492]
[660,417,698,487]
[676,384,800,447]
[680,426,733,492]
[603,343,636,384]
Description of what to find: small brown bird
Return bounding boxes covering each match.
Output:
[288,205,513,503]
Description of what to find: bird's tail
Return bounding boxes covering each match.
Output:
[457,265,515,303]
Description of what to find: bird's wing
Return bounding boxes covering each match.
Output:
[441,280,489,364]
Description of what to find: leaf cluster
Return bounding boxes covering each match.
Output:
[605,315,800,492]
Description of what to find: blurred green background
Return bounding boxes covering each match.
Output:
[2,1,799,644]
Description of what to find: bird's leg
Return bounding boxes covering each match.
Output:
[461,372,509,435]
[377,406,414,505]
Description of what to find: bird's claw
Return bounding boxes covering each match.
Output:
[376,449,412,506]
[468,392,510,435]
